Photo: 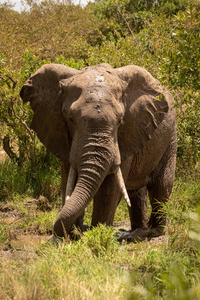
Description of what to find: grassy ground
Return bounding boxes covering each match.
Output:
[0,160,200,299]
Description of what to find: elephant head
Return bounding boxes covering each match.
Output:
[20,63,169,238]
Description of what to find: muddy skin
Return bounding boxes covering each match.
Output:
[20,63,177,242]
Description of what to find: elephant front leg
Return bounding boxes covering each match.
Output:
[128,187,148,230]
[92,158,132,227]
[117,184,169,243]
[147,139,177,236]
[74,211,90,233]
[117,187,150,243]
[92,173,122,227]
[91,160,132,227]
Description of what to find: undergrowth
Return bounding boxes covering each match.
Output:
[0,161,200,299]
[0,152,61,201]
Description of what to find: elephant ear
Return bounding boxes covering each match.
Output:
[20,64,79,162]
[115,65,170,160]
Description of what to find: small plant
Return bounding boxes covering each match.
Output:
[82,224,118,257]
[0,222,10,244]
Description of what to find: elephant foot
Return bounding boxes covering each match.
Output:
[48,234,64,244]
[48,232,80,244]
[116,227,166,243]
[77,224,91,233]
[70,224,91,240]
[49,224,91,245]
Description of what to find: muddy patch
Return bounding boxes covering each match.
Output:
[0,199,53,262]
[0,234,50,262]
[10,234,50,249]
[0,200,168,264]
[114,220,131,231]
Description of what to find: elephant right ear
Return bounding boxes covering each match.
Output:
[20,64,79,162]
[115,65,170,160]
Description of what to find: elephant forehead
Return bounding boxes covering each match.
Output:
[69,93,123,128]
[91,73,105,83]
[81,69,108,83]
[68,70,122,95]
[62,70,123,116]
[72,97,121,119]
[83,86,110,103]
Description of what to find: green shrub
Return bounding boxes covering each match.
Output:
[82,224,118,257]
[163,3,200,166]
[0,0,199,183]
[0,153,61,201]
[0,222,10,243]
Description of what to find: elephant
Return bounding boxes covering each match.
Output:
[20,63,177,242]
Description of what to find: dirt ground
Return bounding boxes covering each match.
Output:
[0,199,168,263]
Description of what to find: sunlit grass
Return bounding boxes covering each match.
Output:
[0,161,200,299]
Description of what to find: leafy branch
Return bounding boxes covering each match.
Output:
[1,72,36,165]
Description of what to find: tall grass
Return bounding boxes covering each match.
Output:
[0,153,61,202]
[0,222,200,299]
[0,166,200,299]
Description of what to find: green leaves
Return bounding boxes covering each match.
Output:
[0,0,199,170]
[81,224,118,257]
[164,4,200,165]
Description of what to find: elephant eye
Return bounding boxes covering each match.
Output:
[70,117,74,124]
[118,116,123,126]
[68,116,74,125]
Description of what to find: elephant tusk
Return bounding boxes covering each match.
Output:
[115,167,131,207]
[65,166,77,202]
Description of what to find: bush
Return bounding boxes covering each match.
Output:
[163,3,200,166]
[0,152,61,201]
[92,0,188,35]
[0,0,199,180]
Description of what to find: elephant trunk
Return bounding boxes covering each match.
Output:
[53,134,131,238]
[54,150,112,238]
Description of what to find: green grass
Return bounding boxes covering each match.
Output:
[0,222,10,244]
[0,159,200,299]
[0,224,200,299]
[0,158,61,201]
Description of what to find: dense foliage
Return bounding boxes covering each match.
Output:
[0,1,200,298]
[0,0,199,168]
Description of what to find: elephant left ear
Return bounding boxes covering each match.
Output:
[20,64,79,162]
[115,65,170,160]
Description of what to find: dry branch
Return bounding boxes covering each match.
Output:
[3,135,18,160]
[10,97,36,165]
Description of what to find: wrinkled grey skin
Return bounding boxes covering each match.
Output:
[20,63,177,242]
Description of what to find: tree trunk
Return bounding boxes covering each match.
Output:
[3,135,18,160]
